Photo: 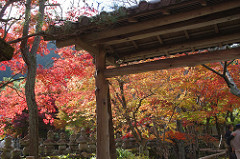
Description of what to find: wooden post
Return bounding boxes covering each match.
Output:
[95,46,116,159]
[107,89,117,159]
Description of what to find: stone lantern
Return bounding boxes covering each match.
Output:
[43,130,56,156]
[87,133,96,153]
[76,128,88,153]
[57,132,68,155]
[68,133,78,153]
[20,134,30,156]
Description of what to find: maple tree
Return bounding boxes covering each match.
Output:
[108,68,186,157]
[0,0,46,156]
[37,47,96,132]
[0,0,97,157]
[107,62,240,157]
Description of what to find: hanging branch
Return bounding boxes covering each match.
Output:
[0,77,25,89]
[202,64,223,77]
[1,20,45,46]
[202,63,232,87]
[227,59,235,67]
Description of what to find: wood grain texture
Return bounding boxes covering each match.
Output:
[104,47,240,78]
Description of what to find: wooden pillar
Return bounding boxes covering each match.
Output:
[95,46,116,159]
[108,89,117,159]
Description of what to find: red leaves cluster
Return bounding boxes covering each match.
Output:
[121,132,134,139]
[166,130,186,140]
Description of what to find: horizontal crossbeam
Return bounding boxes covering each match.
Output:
[104,47,240,78]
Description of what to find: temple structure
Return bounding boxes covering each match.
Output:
[44,0,240,158]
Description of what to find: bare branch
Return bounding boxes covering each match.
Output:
[45,3,63,20]
[203,62,240,97]
[8,31,44,44]
[0,77,25,89]
[0,17,22,22]
[45,3,61,7]
[5,15,24,36]
[227,59,235,67]
[0,0,23,19]
[222,61,227,76]
[202,63,233,88]
[134,92,154,117]
[201,64,223,77]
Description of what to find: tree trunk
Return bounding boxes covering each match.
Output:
[205,117,210,134]
[20,0,45,158]
[25,59,39,158]
[230,111,235,122]
[215,115,221,139]
[176,107,185,159]
[177,120,185,159]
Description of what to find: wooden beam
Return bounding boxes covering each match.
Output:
[131,40,138,49]
[156,35,163,44]
[0,38,14,62]
[56,38,98,55]
[94,10,240,45]
[95,46,112,159]
[199,0,207,6]
[104,47,240,78]
[184,30,190,39]
[214,24,219,33]
[118,31,240,61]
[127,0,204,21]
[75,38,98,55]
[54,8,240,48]
[83,0,240,43]
[56,39,76,48]
[199,150,226,159]
[57,38,119,66]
